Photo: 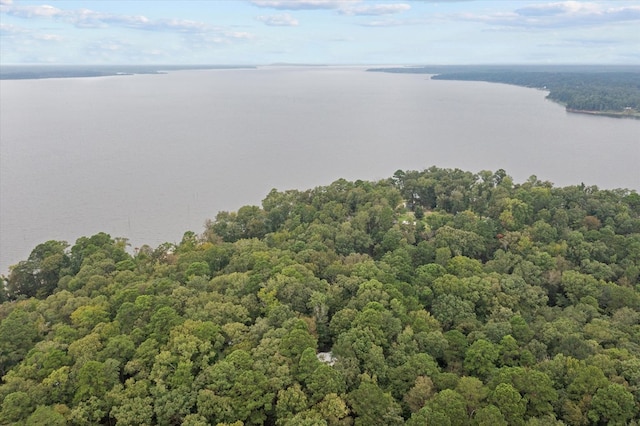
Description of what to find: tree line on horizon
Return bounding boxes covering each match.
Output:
[369,66,640,115]
[1,166,639,425]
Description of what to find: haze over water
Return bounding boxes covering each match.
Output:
[1,67,639,273]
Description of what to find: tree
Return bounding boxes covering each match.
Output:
[490,383,526,426]
[403,376,435,413]
[7,240,69,299]
[348,380,403,426]
[388,353,439,401]
[195,350,274,425]
[306,364,346,403]
[280,328,318,365]
[315,393,350,426]
[588,384,637,425]
[25,405,67,426]
[431,293,476,330]
[473,405,507,426]
[491,367,557,418]
[455,376,488,418]
[275,383,309,424]
[74,359,120,403]
[109,379,154,426]
[464,339,499,379]
[0,391,34,424]
[0,308,41,375]
[434,226,485,258]
[3,168,640,426]
[421,389,468,426]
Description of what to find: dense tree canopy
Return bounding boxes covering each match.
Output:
[369,66,640,117]
[1,167,639,425]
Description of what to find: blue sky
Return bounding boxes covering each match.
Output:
[1,0,639,64]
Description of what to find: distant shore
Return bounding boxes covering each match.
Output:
[368,66,640,120]
[565,108,640,120]
[0,64,256,80]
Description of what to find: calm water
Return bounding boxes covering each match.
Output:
[1,67,639,273]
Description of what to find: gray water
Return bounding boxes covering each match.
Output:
[1,67,639,273]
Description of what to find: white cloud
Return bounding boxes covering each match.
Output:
[89,39,128,52]
[5,4,63,18]
[0,2,259,65]
[340,3,410,16]
[140,18,209,33]
[516,1,603,17]
[0,22,62,41]
[360,18,402,27]
[3,3,220,34]
[461,1,640,29]
[250,0,354,10]
[257,13,299,26]
[225,31,254,40]
[34,33,64,41]
[0,22,26,34]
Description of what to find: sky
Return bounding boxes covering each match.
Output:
[1,0,639,65]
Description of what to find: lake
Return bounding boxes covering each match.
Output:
[1,66,639,273]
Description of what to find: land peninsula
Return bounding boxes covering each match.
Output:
[1,167,639,425]
[369,65,640,119]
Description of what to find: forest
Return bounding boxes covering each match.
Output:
[0,65,254,80]
[1,167,640,425]
[369,66,640,117]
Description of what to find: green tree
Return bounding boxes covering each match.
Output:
[456,376,488,418]
[315,393,351,426]
[111,396,154,426]
[348,380,403,426]
[490,383,526,426]
[25,405,67,426]
[74,359,120,403]
[0,308,41,375]
[464,339,499,379]
[276,383,309,425]
[491,367,557,418]
[403,376,435,413]
[422,389,468,426]
[0,391,33,423]
[306,364,346,403]
[588,383,637,425]
[473,405,507,426]
[7,240,69,299]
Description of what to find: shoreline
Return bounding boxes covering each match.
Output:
[565,108,640,120]
[0,64,256,80]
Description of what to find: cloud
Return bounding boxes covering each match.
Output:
[540,37,618,48]
[250,0,351,10]
[340,3,410,16]
[184,30,254,49]
[2,3,228,34]
[0,22,65,63]
[2,4,256,64]
[257,13,299,26]
[0,22,26,34]
[135,18,210,33]
[0,22,62,41]
[361,18,411,27]
[223,31,254,41]
[86,39,130,53]
[0,1,256,49]
[461,1,640,29]
[516,1,603,17]
[4,4,62,18]
[79,38,170,63]
[34,33,64,41]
